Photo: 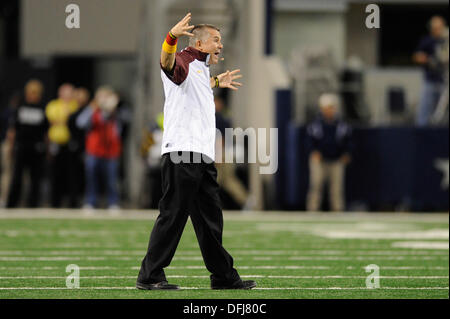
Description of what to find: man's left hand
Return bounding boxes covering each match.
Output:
[217,69,243,91]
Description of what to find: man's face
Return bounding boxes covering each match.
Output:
[430,17,445,38]
[58,84,74,101]
[25,84,42,104]
[75,89,90,107]
[321,105,337,121]
[196,28,223,65]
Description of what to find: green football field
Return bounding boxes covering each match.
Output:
[0,210,448,299]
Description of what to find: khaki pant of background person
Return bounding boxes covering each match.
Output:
[307,159,345,212]
[0,141,12,206]
[216,162,248,207]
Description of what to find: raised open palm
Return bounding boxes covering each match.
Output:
[217,69,243,91]
[170,12,195,38]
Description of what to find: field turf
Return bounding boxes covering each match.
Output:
[0,210,448,299]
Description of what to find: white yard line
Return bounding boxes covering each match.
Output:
[2,230,449,239]
[0,286,447,291]
[0,275,447,279]
[315,230,449,240]
[0,210,448,222]
[0,265,448,270]
[252,287,449,290]
[0,265,332,270]
[377,266,448,270]
[0,255,447,261]
[20,244,446,250]
[392,241,449,250]
[0,250,447,255]
[288,256,447,260]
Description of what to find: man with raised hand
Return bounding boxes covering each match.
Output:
[136,13,256,290]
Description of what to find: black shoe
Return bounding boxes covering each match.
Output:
[136,280,180,290]
[211,279,257,290]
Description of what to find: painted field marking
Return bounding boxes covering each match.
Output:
[392,241,449,250]
[315,229,449,240]
[0,265,448,270]
[1,210,447,223]
[0,249,447,255]
[2,226,448,239]
[288,256,447,261]
[0,255,447,261]
[252,287,449,290]
[0,275,447,280]
[374,266,448,270]
[0,265,332,270]
[14,244,444,250]
[0,286,447,291]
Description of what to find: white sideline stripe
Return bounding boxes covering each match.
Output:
[0,250,447,255]
[315,229,449,240]
[0,287,447,291]
[0,256,447,261]
[392,241,449,250]
[252,287,449,290]
[0,266,336,271]
[288,256,448,261]
[0,265,448,270]
[2,229,448,239]
[378,266,448,270]
[0,275,447,279]
[0,210,447,222]
[23,244,448,250]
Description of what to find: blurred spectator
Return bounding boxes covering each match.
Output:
[6,80,48,208]
[67,87,91,207]
[45,83,79,207]
[77,87,122,210]
[306,93,352,212]
[115,94,132,202]
[0,92,20,207]
[214,96,253,210]
[139,112,164,209]
[413,16,448,126]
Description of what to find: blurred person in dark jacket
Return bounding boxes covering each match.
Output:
[0,92,20,207]
[67,87,91,207]
[45,83,79,207]
[413,16,448,126]
[306,93,352,212]
[6,80,49,208]
[77,86,122,211]
[214,96,252,210]
[140,113,164,209]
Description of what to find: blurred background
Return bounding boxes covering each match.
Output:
[0,0,448,212]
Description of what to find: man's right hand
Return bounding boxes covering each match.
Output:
[310,151,322,163]
[413,52,428,65]
[161,13,195,72]
[170,13,195,38]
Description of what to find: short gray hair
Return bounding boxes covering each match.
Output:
[189,24,220,47]
[319,93,339,109]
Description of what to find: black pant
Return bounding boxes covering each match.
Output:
[7,145,44,208]
[137,152,240,284]
[67,148,85,208]
[50,145,71,208]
